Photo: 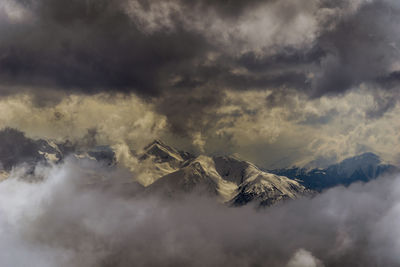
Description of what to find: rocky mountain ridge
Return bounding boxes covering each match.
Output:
[0,128,396,206]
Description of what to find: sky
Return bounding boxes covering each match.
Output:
[1,0,400,168]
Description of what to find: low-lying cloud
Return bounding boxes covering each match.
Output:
[0,158,400,266]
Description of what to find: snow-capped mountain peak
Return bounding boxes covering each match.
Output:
[144,148,308,206]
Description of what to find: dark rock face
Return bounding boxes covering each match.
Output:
[146,163,220,198]
[87,146,117,166]
[213,156,248,185]
[139,139,191,169]
[232,190,291,207]
[0,128,52,170]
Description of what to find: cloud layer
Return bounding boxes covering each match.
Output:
[0,158,400,266]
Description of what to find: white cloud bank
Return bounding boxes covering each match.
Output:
[0,159,399,266]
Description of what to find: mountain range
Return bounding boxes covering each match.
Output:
[0,128,397,206]
[270,152,398,191]
[142,140,309,205]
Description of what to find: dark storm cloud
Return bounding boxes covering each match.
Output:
[0,0,208,96]
[376,71,400,88]
[311,0,400,97]
[155,86,225,136]
[181,0,270,17]
[365,91,398,119]
[225,71,309,91]
[1,0,398,94]
[2,0,400,135]
[0,0,278,98]
[237,47,325,73]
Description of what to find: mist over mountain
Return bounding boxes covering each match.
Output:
[0,128,396,208]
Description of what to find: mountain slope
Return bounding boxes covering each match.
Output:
[271,152,398,191]
[146,155,236,201]
[146,153,308,206]
[224,158,308,206]
[231,172,308,206]
[137,139,194,185]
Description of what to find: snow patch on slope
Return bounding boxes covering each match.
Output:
[190,156,238,202]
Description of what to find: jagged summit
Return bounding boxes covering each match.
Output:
[135,139,195,186]
[142,139,185,163]
[143,139,169,150]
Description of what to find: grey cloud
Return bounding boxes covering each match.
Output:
[237,47,325,73]
[180,0,271,17]
[366,93,398,119]
[299,108,339,126]
[376,71,400,88]
[155,87,225,136]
